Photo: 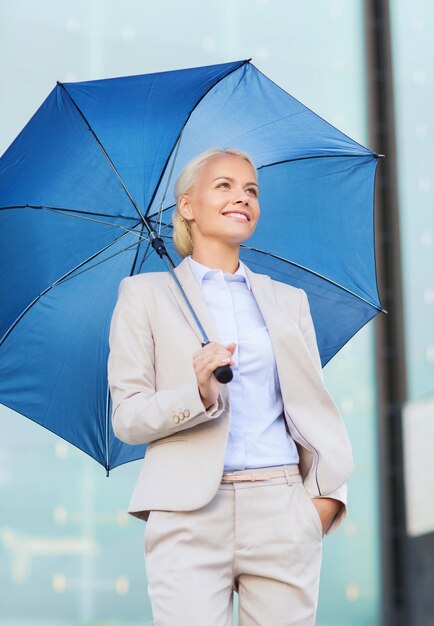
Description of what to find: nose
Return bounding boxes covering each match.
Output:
[233,188,250,205]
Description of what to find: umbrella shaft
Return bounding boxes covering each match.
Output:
[150,234,209,345]
[149,232,233,383]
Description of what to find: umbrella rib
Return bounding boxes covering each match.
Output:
[43,207,142,234]
[136,239,154,274]
[156,127,185,237]
[240,244,388,314]
[0,204,145,237]
[0,204,138,221]
[129,221,148,276]
[256,152,380,171]
[137,215,175,238]
[135,213,387,314]
[58,82,147,226]
[144,155,379,218]
[144,153,378,217]
[54,239,149,286]
[148,205,176,219]
[0,229,144,348]
[105,382,111,476]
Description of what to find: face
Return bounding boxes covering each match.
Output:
[178,154,260,248]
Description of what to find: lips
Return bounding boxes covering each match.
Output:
[221,210,250,222]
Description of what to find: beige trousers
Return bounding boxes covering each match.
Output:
[144,465,323,626]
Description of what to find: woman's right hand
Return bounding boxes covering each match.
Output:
[192,341,237,409]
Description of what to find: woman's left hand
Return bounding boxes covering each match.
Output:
[311,497,342,536]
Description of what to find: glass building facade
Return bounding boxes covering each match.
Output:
[0,1,431,624]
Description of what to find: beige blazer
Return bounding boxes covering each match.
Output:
[107,256,353,534]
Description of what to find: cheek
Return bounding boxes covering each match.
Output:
[191,200,221,229]
[194,193,225,218]
[252,203,260,222]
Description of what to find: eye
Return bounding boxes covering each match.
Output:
[246,187,258,197]
[216,182,230,189]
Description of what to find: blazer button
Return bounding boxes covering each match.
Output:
[173,415,180,423]
[179,412,185,421]
[183,409,190,418]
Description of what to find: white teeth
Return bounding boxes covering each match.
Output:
[223,212,248,221]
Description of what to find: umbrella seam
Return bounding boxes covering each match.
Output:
[240,245,387,313]
[143,60,250,218]
[0,205,139,221]
[143,155,380,219]
[58,82,147,226]
[252,63,380,157]
[0,228,141,348]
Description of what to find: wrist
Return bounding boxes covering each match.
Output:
[199,389,212,410]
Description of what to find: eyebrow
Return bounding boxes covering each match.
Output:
[211,176,259,188]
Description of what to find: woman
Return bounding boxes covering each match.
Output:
[107,148,353,626]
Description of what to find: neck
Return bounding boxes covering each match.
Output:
[190,240,240,274]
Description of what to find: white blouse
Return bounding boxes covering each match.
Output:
[188,255,300,472]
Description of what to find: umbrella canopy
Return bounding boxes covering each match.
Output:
[0,59,385,472]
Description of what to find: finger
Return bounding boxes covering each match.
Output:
[195,353,232,381]
[203,341,235,354]
[193,357,229,375]
[207,353,232,371]
[193,348,231,365]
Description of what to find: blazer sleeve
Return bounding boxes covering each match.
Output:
[107,277,225,445]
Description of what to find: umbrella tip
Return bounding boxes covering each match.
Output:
[106,467,110,477]
[245,58,252,63]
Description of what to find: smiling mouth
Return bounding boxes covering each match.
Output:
[222,212,250,222]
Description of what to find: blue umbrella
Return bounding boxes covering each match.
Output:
[0,59,385,473]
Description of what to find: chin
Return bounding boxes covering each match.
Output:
[207,224,255,245]
[223,223,255,236]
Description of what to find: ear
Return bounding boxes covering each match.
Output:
[178,194,193,221]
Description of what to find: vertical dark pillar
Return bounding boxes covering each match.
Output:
[364,2,410,625]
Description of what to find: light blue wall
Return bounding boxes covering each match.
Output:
[390,0,434,403]
[0,1,381,624]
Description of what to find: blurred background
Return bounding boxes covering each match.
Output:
[0,1,432,625]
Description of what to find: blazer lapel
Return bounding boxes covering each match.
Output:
[243,263,323,402]
[168,257,321,411]
[168,256,221,344]
[243,264,299,383]
[168,256,230,407]
[169,255,302,365]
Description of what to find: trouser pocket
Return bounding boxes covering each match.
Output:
[299,484,324,539]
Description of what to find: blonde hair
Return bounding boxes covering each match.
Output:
[172,147,257,257]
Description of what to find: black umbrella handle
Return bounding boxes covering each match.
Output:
[213,363,233,384]
[201,341,233,383]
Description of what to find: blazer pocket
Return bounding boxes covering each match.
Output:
[147,436,188,449]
